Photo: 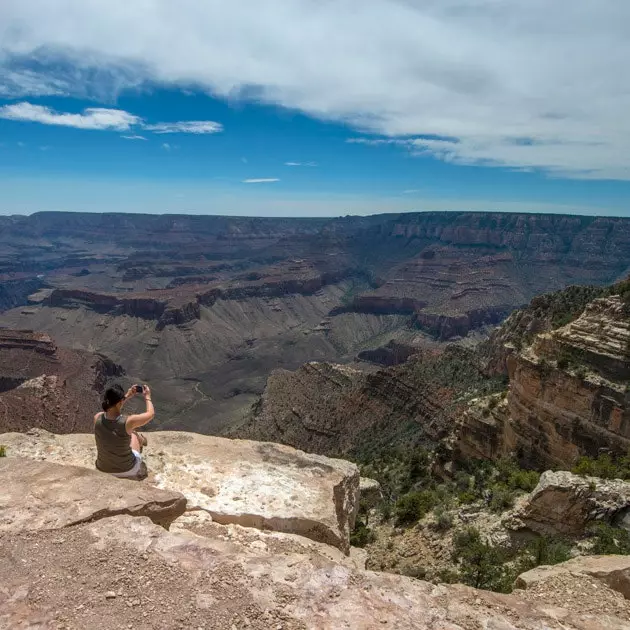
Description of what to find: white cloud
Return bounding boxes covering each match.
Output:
[144,121,223,134]
[242,178,280,184]
[1,1,630,178]
[0,101,222,137]
[0,102,140,130]
[285,161,317,167]
[161,143,171,150]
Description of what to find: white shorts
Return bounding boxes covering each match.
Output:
[111,450,143,479]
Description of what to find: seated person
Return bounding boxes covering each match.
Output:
[94,383,153,479]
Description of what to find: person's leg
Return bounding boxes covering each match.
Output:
[130,431,142,453]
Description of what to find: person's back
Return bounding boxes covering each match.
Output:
[94,383,154,480]
[95,412,135,473]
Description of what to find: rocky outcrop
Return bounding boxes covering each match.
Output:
[236,352,454,458]
[0,429,360,553]
[515,555,630,599]
[0,329,124,434]
[455,291,630,470]
[3,513,629,629]
[507,470,630,536]
[0,277,44,311]
[359,477,383,509]
[0,458,186,532]
[413,305,509,340]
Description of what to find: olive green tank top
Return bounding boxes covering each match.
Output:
[94,413,135,473]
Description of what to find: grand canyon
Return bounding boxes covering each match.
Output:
[3,209,630,628]
[1,210,629,434]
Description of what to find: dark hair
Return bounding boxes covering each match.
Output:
[102,384,125,411]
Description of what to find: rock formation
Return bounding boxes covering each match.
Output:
[455,291,630,470]
[0,328,124,434]
[1,430,629,629]
[0,429,360,553]
[506,470,630,536]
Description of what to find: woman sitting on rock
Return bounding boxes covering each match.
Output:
[94,383,154,479]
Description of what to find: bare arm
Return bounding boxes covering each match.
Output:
[125,385,154,433]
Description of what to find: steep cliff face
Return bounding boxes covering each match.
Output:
[235,345,503,459]
[456,292,630,470]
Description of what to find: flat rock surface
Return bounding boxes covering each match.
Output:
[0,458,186,534]
[2,514,628,630]
[0,429,360,552]
[516,555,630,600]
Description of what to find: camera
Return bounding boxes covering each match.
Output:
[135,384,144,394]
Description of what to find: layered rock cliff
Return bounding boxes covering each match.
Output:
[455,290,630,470]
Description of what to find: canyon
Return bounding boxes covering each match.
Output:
[1,210,630,434]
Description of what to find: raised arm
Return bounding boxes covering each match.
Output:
[125,384,154,433]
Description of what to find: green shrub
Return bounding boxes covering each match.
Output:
[572,453,630,480]
[518,536,572,572]
[507,469,540,492]
[350,520,376,548]
[587,523,630,555]
[457,491,478,505]
[452,528,513,592]
[489,484,516,513]
[557,356,569,370]
[394,490,438,526]
[0,445,5,457]
[433,507,454,531]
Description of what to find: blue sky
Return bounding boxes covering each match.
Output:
[1,1,630,217]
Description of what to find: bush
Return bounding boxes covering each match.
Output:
[557,356,569,370]
[433,507,454,531]
[350,520,376,548]
[587,523,630,555]
[434,568,459,584]
[0,445,5,457]
[517,536,572,573]
[572,454,630,480]
[452,528,513,592]
[394,490,438,526]
[489,484,516,513]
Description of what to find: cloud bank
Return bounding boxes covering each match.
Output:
[242,178,280,184]
[1,1,630,178]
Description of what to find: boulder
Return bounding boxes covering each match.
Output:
[0,429,360,553]
[516,555,630,599]
[0,458,186,534]
[359,476,383,509]
[2,513,628,630]
[506,470,630,536]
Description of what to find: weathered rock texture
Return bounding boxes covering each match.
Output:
[0,458,186,533]
[2,513,628,630]
[516,555,630,600]
[456,292,630,470]
[507,470,630,536]
[0,429,360,553]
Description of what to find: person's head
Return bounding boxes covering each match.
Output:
[102,384,125,414]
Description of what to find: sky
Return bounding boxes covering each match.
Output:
[1,1,630,217]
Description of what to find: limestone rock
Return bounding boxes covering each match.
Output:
[0,458,186,534]
[0,429,360,553]
[516,555,630,599]
[359,476,382,509]
[2,514,628,630]
[507,470,630,536]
